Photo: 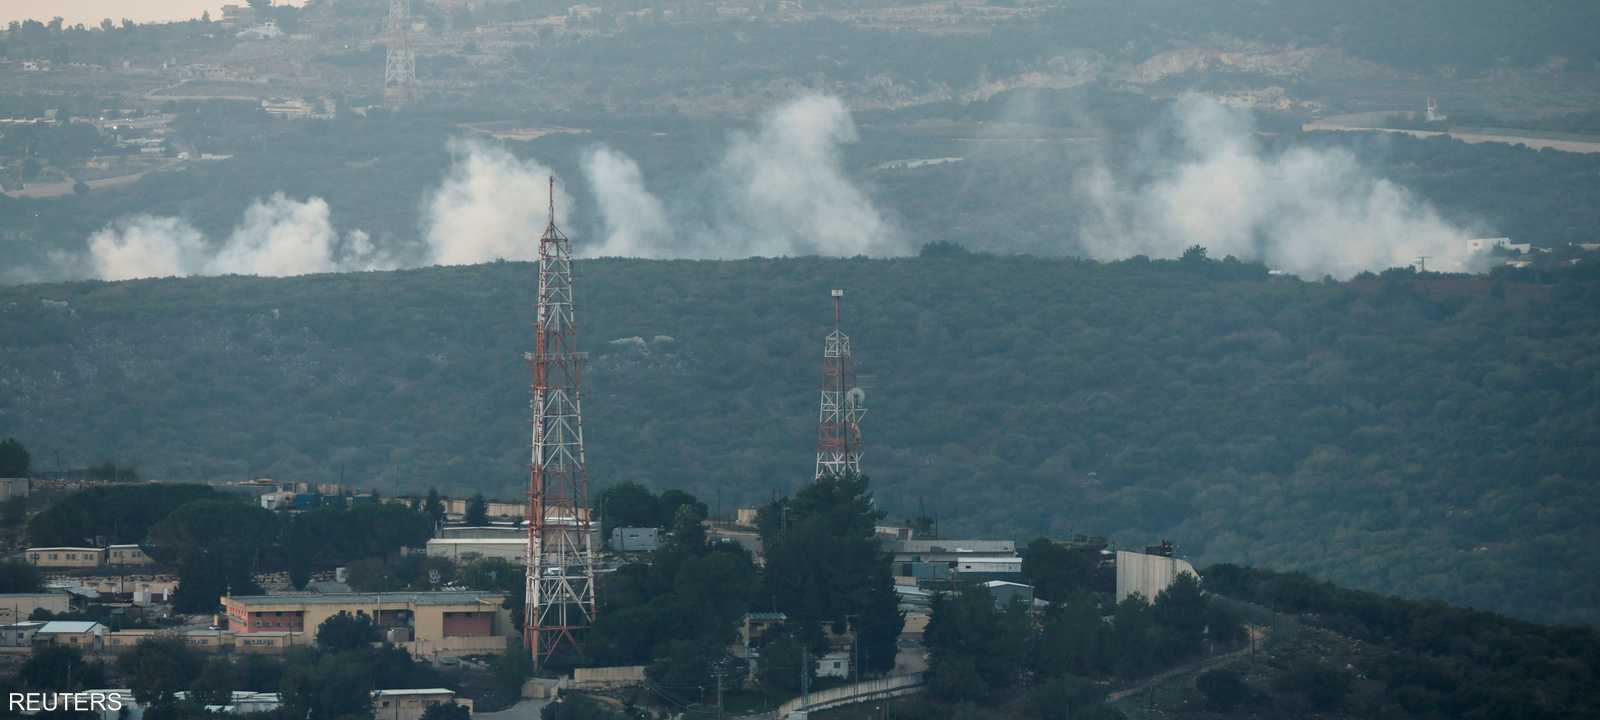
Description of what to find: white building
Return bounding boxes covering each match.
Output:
[815,650,851,679]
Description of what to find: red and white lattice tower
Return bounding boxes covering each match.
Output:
[815,289,865,479]
[524,178,596,667]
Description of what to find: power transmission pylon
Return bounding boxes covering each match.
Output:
[383,0,417,108]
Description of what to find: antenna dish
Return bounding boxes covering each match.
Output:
[846,387,866,407]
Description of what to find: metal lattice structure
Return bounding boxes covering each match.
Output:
[383,0,416,108]
[524,178,596,667]
[815,289,865,479]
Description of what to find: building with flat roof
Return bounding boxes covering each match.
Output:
[34,620,105,649]
[221,592,511,659]
[0,477,27,501]
[24,547,105,568]
[373,689,471,720]
[0,621,45,646]
[106,544,155,566]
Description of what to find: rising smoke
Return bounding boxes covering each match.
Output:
[1070,95,1478,278]
[581,94,905,258]
[83,194,392,281]
[59,94,1470,282]
[423,138,571,265]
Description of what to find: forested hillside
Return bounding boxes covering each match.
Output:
[2,254,1598,624]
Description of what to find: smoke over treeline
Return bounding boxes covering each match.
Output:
[49,94,1478,282]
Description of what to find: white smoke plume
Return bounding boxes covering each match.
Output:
[423,138,571,265]
[82,193,388,281]
[582,146,673,258]
[581,94,904,258]
[88,215,208,280]
[1073,96,1477,278]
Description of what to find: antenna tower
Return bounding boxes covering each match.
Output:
[524,177,596,667]
[383,0,417,108]
[815,289,865,479]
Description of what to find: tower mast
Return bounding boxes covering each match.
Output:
[815,289,865,479]
[525,178,596,667]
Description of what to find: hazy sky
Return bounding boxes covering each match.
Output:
[3,0,304,27]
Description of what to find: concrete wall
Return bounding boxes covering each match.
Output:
[441,611,493,637]
[0,592,70,623]
[572,666,646,689]
[777,673,925,717]
[1115,550,1199,603]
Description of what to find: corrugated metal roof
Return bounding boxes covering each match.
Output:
[887,539,1015,554]
[39,621,101,633]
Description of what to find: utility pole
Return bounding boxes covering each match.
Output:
[714,664,725,720]
[801,646,811,709]
[1416,255,1429,272]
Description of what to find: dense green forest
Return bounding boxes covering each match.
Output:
[2,255,1597,626]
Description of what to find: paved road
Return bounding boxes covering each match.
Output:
[1107,626,1268,703]
[472,697,552,720]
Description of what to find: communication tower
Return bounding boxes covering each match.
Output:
[815,289,865,479]
[384,0,417,108]
[524,178,596,667]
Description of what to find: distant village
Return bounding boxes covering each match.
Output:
[0,472,1198,719]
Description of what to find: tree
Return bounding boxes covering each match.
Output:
[1196,668,1248,710]
[1022,538,1101,601]
[464,492,489,526]
[1,496,26,529]
[246,0,272,9]
[756,631,813,693]
[19,644,108,690]
[491,647,533,698]
[316,612,382,652]
[1035,593,1106,678]
[929,654,988,703]
[925,585,1030,692]
[192,656,236,706]
[280,649,374,720]
[120,636,201,709]
[0,437,30,476]
[422,488,446,525]
[1026,675,1106,720]
[762,472,903,675]
[597,481,659,541]
[421,704,471,720]
[657,489,707,526]
[146,499,276,612]
[1152,572,1207,659]
[0,558,43,593]
[1273,660,1351,710]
